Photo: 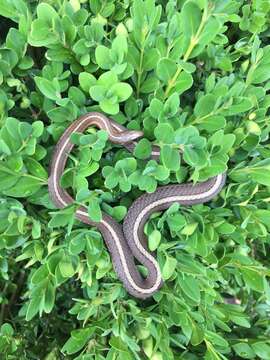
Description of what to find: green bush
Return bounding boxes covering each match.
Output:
[0,0,270,359]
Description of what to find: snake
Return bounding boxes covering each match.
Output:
[48,112,226,299]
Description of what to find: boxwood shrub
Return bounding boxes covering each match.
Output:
[0,0,270,359]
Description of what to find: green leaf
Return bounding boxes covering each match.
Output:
[242,267,264,292]
[104,171,118,189]
[148,229,161,251]
[154,123,175,143]
[233,343,256,359]
[181,1,201,43]
[24,158,48,180]
[34,77,61,101]
[249,46,270,84]
[95,45,111,69]
[62,328,96,355]
[0,0,16,19]
[143,48,160,71]
[68,87,86,107]
[26,295,42,321]
[98,71,118,87]
[111,35,127,62]
[197,17,222,54]
[116,158,137,173]
[89,85,106,101]
[37,3,59,21]
[160,145,180,171]
[99,99,119,115]
[43,279,55,313]
[111,206,127,222]
[1,323,14,336]
[88,197,102,222]
[178,60,196,73]
[0,168,19,192]
[205,330,229,348]
[178,274,201,303]
[232,159,270,186]
[164,93,180,116]
[156,58,177,83]
[0,139,11,155]
[32,121,44,137]
[222,98,253,116]
[3,176,43,197]
[6,28,26,58]
[251,342,270,360]
[140,76,160,93]
[255,210,270,230]
[48,208,74,228]
[155,165,169,181]
[59,258,75,278]
[198,115,226,132]
[183,147,207,167]
[110,82,133,102]
[190,323,204,346]
[79,72,96,93]
[29,20,57,46]
[19,122,32,140]
[194,94,217,117]
[174,71,193,95]
[134,138,152,159]
[69,234,86,255]
[149,98,163,119]
[166,213,186,232]
[162,255,177,280]
[109,336,129,353]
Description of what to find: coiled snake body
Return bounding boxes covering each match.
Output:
[48,112,226,299]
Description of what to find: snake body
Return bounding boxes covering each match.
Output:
[48,112,226,299]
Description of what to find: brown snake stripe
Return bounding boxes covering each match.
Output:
[48,112,226,299]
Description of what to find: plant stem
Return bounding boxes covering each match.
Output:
[136,28,151,98]
[136,46,145,98]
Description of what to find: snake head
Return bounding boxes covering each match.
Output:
[114,130,144,144]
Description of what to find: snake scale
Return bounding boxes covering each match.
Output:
[48,112,226,299]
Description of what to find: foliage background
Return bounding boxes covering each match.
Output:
[0,0,270,359]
